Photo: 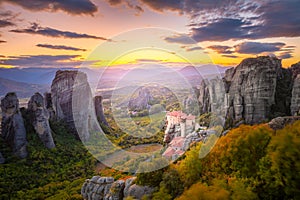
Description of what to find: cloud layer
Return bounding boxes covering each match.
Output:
[0,55,82,67]
[36,44,86,51]
[0,0,98,15]
[10,23,107,40]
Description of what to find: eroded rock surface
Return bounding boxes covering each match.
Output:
[1,92,27,158]
[268,116,300,130]
[94,96,109,127]
[291,74,300,116]
[51,70,93,141]
[28,92,55,149]
[128,87,153,111]
[81,176,153,200]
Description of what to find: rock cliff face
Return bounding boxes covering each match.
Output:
[44,92,55,120]
[94,96,109,127]
[51,70,93,141]
[81,176,153,200]
[128,87,153,111]
[291,74,300,115]
[1,92,28,158]
[199,56,300,125]
[28,93,55,149]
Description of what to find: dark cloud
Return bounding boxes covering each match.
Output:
[139,0,183,12]
[222,55,239,58]
[0,19,15,28]
[191,18,257,42]
[0,10,19,28]
[10,23,107,40]
[207,45,233,54]
[36,44,86,51]
[147,0,300,42]
[0,55,82,67]
[0,0,97,15]
[165,34,196,44]
[254,0,300,38]
[107,0,122,5]
[185,46,203,52]
[0,40,6,43]
[278,52,293,59]
[235,42,286,54]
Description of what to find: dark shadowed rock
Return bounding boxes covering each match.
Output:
[291,74,300,116]
[1,92,28,158]
[94,96,109,127]
[51,70,92,141]
[225,56,282,124]
[0,152,5,164]
[28,92,55,149]
[44,92,55,120]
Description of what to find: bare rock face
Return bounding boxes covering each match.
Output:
[197,56,298,125]
[81,176,115,200]
[268,116,300,130]
[81,176,153,200]
[94,96,109,127]
[0,152,5,164]
[1,92,28,158]
[28,92,55,149]
[225,56,283,124]
[51,70,92,141]
[291,74,300,115]
[128,87,153,111]
[44,92,55,120]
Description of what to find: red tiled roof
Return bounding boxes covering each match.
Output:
[170,137,185,147]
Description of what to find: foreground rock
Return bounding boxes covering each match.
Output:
[1,93,28,158]
[28,93,55,149]
[81,176,154,200]
[94,96,109,127]
[44,92,55,120]
[268,116,300,130]
[51,70,93,141]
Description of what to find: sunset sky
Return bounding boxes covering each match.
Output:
[0,0,299,68]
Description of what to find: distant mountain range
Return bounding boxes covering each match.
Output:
[0,77,49,98]
[0,65,229,98]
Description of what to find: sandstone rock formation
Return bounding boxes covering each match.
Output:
[28,92,55,149]
[51,70,93,141]
[94,96,109,127]
[1,92,28,158]
[291,74,300,116]
[268,116,300,130]
[44,92,55,120]
[198,56,298,125]
[128,87,153,111]
[81,176,154,200]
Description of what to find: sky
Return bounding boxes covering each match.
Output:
[0,0,299,68]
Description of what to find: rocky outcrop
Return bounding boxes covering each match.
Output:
[291,74,300,116]
[268,116,300,130]
[198,77,227,116]
[128,87,153,111]
[94,96,109,127]
[225,56,284,124]
[81,176,153,200]
[198,56,298,125]
[1,92,28,158]
[44,92,55,120]
[28,93,55,149]
[51,70,93,141]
